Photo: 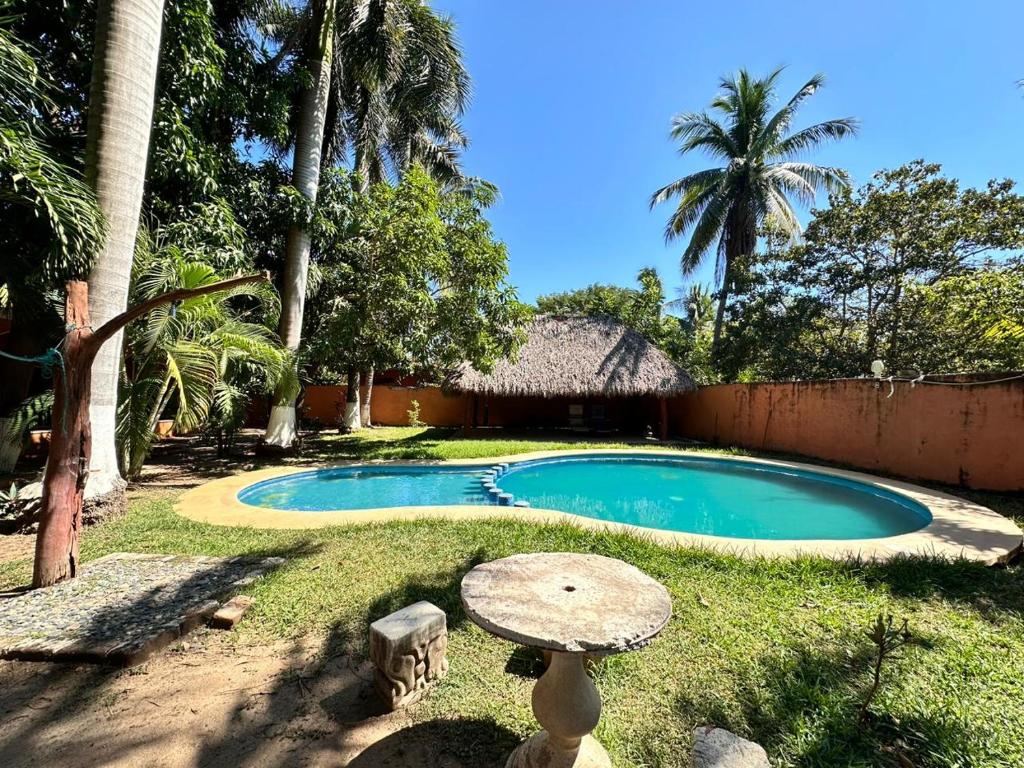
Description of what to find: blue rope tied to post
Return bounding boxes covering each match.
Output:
[0,346,69,434]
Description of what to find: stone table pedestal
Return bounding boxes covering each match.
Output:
[461,553,672,768]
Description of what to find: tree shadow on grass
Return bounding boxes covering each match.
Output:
[0,540,320,767]
[191,548,500,767]
[347,718,520,767]
[672,632,988,768]
[363,548,488,638]
[847,554,1024,621]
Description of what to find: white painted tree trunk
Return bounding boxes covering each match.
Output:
[343,368,361,431]
[264,0,336,448]
[83,0,165,504]
[343,399,361,431]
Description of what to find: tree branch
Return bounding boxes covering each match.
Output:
[90,273,270,349]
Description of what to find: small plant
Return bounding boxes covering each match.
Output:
[0,481,27,521]
[859,613,914,724]
[407,399,424,427]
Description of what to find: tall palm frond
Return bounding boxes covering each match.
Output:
[650,68,858,353]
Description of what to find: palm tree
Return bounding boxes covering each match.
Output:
[328,0,469,427]
[83,0,167,513]
[650,68,857,355]
[325,0,470,190]
[264,0,469,440]
[118,240,286,478]
[264,0,337,447]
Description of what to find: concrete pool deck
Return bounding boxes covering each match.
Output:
[175,449,1023,565]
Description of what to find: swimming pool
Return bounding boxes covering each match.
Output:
[237,453,932,541]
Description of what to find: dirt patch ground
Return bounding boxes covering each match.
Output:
[0,629,501,767]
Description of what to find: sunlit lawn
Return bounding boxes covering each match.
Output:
[2,428,1022,767]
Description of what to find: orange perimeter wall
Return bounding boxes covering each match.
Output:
[303,385,468,427]
[301,379,1023,491]
[670,379,1024,491]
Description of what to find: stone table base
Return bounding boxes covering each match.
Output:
[506,651,611,768]
[507,733,610,768]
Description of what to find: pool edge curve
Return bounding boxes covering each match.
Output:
[174,449,1023,566]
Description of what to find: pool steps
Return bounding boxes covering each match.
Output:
[478,463,528,508]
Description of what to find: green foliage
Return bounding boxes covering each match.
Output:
[117,210,287,478]
[859,614,914,724]
[900,261,1024,372]
[406,399,423,427]
[0,6,104,294]
[722,162,1024,380]
[537,282,638,320]
[306,166,528,381]
[0,391,53,448]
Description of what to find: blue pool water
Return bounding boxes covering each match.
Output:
[238,466,489,511]
[237,454,932,540]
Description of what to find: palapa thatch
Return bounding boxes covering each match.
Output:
[446,315,696,398]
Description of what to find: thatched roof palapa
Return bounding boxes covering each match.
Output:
[446,315,696,398]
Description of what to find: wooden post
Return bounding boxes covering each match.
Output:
[31,273,267,588]
[659,397,669,442]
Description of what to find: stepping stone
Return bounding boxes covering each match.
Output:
[692,726,770,768]
[369,601,448,710]
[209,595,254,629]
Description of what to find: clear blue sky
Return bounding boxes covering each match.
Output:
[433,0,1024,304]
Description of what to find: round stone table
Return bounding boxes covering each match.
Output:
[461,552,672,768]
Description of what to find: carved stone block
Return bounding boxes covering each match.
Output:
[369,600,448,710]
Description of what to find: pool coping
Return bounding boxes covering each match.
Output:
[174,449,1023,565]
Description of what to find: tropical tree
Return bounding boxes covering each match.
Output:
[118,234,286,478]
[719,162,1024,380]
[6,0,297,481]
[263,0,470,437]
[82,0,167,515]
[330,0,469,425]
[536,268,668,345]
[305,166,527,403]
[0,6,105,470]
[264,0,337,447]
[650,68,858,355]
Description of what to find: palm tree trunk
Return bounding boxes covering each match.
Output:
[265,0,337,448]
[343,367,361,430]
[360,367,374,426]
[712,209,757,361]
[711,279,729,355]
[82,0,166,514]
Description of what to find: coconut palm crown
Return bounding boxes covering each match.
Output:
[650,68,858,353]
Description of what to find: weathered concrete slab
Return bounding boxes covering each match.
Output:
[0,553,282,666]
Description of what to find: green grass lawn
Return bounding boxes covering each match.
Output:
[2,428,1022,767]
